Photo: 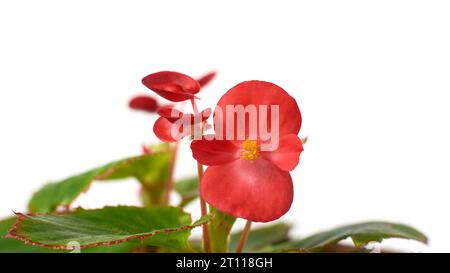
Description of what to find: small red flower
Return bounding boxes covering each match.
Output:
[153,107,212,142]
[142,71,200,102]
[128,95,159,113]
[190,81,303,222]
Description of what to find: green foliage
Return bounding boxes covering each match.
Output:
[0,217,56,253]
[28,152,171,213]
[0,216,150,253]
[6,206,209,250]
[174,176,199,207]
[2,138,428,253]
[269,221,427,252]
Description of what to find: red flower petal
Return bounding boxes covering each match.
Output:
[214,81,301,140]
[201,159,293,222]
[261,134,304,171]
[197,71,217,87]
[153,117,190,142]
[142,71,201,102]
[128,95,158,113]
[158,106,211,124]
[191,137,241,166]
[157,106,184,122]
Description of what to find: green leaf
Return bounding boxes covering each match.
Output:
[6,206,208,250]
[28,152,171,213]
[107,150,173,206]
[270,221,427,252]
[174,176,199,207]
[105,152,171,183]
[229,223,291,252]
[0,217,142,253]
[81,243,142,253]
[0,217,56,253]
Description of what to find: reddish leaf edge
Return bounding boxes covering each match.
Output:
[6,206,209,250]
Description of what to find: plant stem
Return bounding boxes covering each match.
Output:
[190,98,211,252]
[197,162,211,252]
[236,220,252,253]
[190,98,198,113]
[163,142,179,205]
[208,206,236,252]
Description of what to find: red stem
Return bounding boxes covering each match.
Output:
[197,163,211,252]
[190,98,211,252]
[236,220,252,253]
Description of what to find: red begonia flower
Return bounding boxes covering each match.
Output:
[142,71,201,102]
[128,95,159,113]
[197,71,217,87]
[153,107,211,143]
[190,81,303,222]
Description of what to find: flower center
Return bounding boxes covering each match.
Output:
[240,140,260,161]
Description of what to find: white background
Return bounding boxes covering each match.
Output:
[1,1,449,252]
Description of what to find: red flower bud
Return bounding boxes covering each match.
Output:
[128,95,159,113]
[153,107,211,143]
[153,116,190,142]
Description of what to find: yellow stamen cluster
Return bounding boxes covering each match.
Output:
[241,140,260,161]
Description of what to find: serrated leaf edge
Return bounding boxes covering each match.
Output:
[5,206,209,250]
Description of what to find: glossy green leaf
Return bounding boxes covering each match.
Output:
[28,152,171,213]
[269,221,427,252]
[229,223,291,252]
[174,176,199,207]
[7,206,209,250]
[0,217,146,253]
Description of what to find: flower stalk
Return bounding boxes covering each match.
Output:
[236,220,252,253]
[197,162,211,252]
[191,98,212,252]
